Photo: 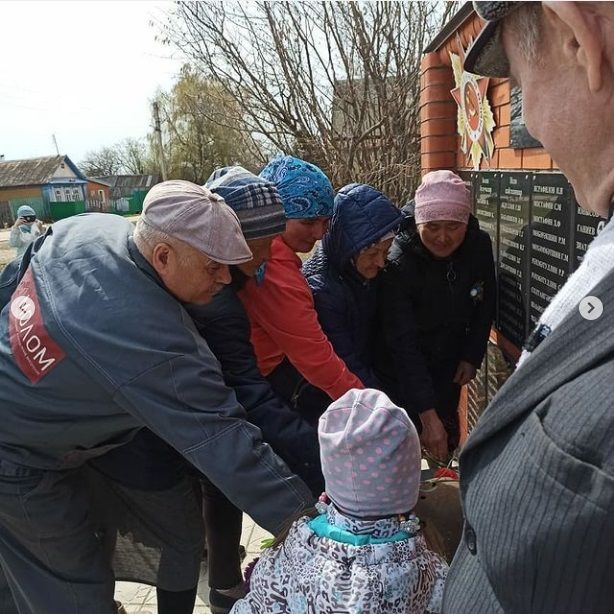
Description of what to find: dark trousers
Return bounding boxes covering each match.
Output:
[0,464,115,614]
[0,564,18,614]
[91,430,244,591]
[433,378,461,452]
[201,477,243,590]
[266,359,331,427]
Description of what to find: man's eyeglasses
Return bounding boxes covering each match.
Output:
[22,216,36,223]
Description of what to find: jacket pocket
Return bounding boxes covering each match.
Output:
[529,406,614,511]
[518,411,614,612]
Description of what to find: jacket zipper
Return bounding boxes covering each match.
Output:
[446,261,457,296]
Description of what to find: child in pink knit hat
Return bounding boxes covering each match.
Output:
[231,388,448,614]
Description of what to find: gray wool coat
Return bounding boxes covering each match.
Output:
[443,268,614,613]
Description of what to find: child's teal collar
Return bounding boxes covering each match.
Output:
[308,502,419,546]
[308,513,410,546]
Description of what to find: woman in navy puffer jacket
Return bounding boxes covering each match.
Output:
[303,183,403,389]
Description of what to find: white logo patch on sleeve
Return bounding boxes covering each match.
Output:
[8,268,66,383]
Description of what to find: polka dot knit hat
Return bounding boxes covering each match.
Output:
[318,388,421,518]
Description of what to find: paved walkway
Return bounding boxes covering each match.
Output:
[114,515,270,613]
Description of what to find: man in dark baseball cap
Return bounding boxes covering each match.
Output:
[445,2,614,613]
[463,2,528,77]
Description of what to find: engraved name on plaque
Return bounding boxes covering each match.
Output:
[498,173,531,349]
[529,173,572,327]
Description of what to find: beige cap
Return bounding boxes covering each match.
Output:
[141,180,252,265]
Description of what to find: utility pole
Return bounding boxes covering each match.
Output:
[152,101,168,181]
[52,134,60,155]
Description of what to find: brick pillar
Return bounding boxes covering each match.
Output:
[419,52,457,176]
[458,385,469,446]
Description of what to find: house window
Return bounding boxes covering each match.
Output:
[72,187,81,201]
[55,189,63,202]
[64,188,72,201]
[98,189,106,203]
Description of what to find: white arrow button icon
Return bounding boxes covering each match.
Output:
[579,296,603,321]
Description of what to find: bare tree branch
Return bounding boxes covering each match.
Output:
[160,0,450,202]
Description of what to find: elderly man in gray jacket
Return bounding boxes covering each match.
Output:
[0,180,313,613]
[443,2,614,613]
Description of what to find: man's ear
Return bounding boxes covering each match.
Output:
[543,1,604,92]
[150,242,172,274]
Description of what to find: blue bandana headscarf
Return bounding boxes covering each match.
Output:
[259,155,334,219]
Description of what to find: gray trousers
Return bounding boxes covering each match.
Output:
[0,461,115,614]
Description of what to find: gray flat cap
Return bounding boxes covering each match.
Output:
[141,180,252,265]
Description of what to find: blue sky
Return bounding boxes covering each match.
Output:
[0,1,183,165]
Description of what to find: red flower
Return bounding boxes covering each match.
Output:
[434,467,459,480]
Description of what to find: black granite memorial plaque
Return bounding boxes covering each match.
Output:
[498,172,531,348]
[573,195,606,269]
[474,172,499,262]
[529,173,572,327]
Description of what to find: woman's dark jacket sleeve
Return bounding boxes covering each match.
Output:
[378,261,438,414]
[310,279,381,389]
[462,233,496,368]
[187,287,324,496]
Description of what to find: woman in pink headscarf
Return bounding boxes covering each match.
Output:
[375,170,496,462]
